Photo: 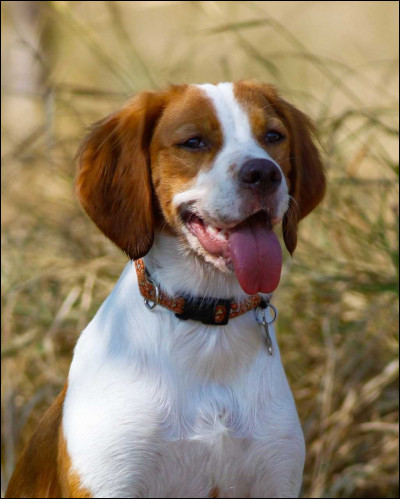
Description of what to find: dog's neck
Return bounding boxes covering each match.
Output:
[144,231,250,301]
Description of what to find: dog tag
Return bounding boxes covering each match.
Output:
[254,301,278,356]
[262,322,274,355]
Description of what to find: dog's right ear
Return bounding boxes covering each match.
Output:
[76,91,165,260]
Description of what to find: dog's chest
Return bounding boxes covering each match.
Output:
[138,392,305,499]
[63,294,305,497]
[64,354,304,497]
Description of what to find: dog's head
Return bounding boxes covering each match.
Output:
[77,81,325,294]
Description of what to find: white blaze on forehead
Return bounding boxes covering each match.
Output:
[196,82,254,145]
[173,82,288,224]
[195,82,279,165]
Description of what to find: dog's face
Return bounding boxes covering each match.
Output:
[77,81,325,294]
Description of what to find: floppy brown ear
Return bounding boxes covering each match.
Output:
[274,97,326,254]
[76,92,165,260]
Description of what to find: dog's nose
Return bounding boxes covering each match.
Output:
[238,159,282,194]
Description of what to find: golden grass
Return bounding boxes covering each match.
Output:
[1,2,399,497]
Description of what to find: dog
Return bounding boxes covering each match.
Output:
[6,80,325,498]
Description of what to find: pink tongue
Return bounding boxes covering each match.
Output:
[229,220,282,295]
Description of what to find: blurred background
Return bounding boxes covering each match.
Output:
[1,1,399,497]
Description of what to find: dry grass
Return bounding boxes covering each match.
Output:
[1,2,399,497]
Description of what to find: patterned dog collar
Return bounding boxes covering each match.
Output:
[134,259,267,326]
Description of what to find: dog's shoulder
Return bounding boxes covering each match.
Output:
[5,385,91,498]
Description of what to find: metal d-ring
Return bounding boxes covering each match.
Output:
[254,300,278,356]
[144,279,160,310]
[254,301,278,326]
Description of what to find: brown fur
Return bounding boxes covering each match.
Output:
[150,85,223,227]
[208,486,220,498]
[235,80,326,254]
[77,85,224,246]
[58,434,92,498]
[76,90,172,260]
[5,386,91,498]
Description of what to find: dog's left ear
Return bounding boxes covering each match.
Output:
[76,91,166,260]
[273,96,326,255]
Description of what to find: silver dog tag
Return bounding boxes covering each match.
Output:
[262,322,274,355]
[254,301,278,356]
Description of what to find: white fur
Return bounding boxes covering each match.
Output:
[63,84,305,498]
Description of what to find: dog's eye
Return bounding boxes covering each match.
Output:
[265,131,285,144]
[180,137,207,150]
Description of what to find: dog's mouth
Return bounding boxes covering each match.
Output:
[181,209,282,295]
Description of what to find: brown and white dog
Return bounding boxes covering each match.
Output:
[6,80,325,498]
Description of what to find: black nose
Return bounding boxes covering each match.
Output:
[238,159,282,194]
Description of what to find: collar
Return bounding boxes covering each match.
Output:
[134,259,268,326]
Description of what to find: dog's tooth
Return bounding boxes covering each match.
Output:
[204,223,228,241]
[207,225,219,236]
